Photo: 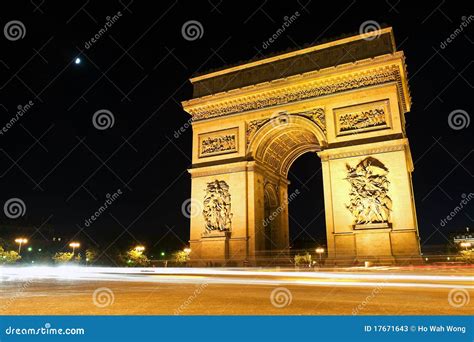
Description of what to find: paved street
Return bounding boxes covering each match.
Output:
[1,267,473,315]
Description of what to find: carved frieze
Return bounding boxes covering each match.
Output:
[334,100,390,136]
[198,128,238,158]
[246,108,326,146]
[345,157,392,225]
[202,180,233,234]
[187,66,402,121]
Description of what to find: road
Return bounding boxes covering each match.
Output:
[1,266,473,315]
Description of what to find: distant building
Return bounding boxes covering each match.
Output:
[452,227,473,248]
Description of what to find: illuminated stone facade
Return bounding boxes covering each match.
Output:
[182,28,421,265]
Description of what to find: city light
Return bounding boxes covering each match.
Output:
[14,238,28,254]
[315,247,325,262]
[75,57,81,64]
[69,242,80,254]
[460,242,472,250]
[183,248,191,254]
[134,245,145,252]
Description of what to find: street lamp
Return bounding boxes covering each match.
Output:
[69,242,80,255]
[315,247,325,262]
[184,248,191,254]
[14,238,28,254]
[134,245,145,253]
[460,242,472,250]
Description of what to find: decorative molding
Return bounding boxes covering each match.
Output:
[189,161,251,178]
[188,66,403,121]
[198,127,238,158]
[334,100,391,136]
[318,144,405,161]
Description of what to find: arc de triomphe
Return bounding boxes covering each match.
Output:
[181,27,421,266]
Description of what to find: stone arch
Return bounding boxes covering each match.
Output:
[248,114,327,177]
[183,28,421,266]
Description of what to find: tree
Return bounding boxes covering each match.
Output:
[123,248,150,267]
[52,252,74,263]
[0,246,21,264]
[173,250,190,264]
[294,252,312,267]
[85,249,98,264]
[52,252,82,264]
[457,249,473,264]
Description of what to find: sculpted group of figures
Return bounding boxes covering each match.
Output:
[345,157,393,225]
[339,108,386,132]
[202,180,233,233]
[201,134,236,155]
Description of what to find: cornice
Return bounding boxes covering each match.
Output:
[318,139,408,161]
[184,63,408,122]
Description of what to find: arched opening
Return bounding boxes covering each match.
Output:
[248,114,327,264]
[287,152,326,254]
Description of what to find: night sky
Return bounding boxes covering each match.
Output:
[0,1,472,258]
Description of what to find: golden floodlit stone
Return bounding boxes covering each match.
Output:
[182,28,421,266]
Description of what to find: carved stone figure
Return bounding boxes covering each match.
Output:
[203,180,233,233]
[299,108,326,133]
[345,157,392,225]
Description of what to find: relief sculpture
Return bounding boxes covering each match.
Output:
[200,134,236,156]
[338,106,386,133]
[203,180,233,233]
[345,157,392,225]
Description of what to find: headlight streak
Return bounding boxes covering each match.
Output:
[1,266,473,290]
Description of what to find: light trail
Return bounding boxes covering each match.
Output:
[1,266,473,290]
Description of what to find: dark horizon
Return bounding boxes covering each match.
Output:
[0,1,472,257]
